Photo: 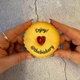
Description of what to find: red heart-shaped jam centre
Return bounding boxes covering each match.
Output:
[37,36,46,45]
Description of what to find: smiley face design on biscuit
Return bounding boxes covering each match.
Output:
[24,22,60,58]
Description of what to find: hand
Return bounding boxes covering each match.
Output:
[0,20,33,74]
[50,19,80,65]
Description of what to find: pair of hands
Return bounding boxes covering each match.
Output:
[0,19,80,74]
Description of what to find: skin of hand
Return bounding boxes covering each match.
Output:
[50,19,80,65]
[0,20,33,74]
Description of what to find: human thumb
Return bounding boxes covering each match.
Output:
[53,49,80,65]
[0,51,33,74]
[53,49,72,60]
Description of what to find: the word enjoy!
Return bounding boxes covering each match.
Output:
[35,28,49,33]
[31,45,54,54]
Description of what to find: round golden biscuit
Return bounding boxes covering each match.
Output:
[24,21,60,58]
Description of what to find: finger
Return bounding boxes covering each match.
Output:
[7,35,23,53]
[13,35,23,53]
[0,33,10,50]
[60,34,71,44]
[60,34,76,50]
[7,43,14,54]
[11,35,23,45]
[63,41,71,49]
[16,35,23,45]
[75,45,80,52]
[53,49,80,65]
[4,19,33,41]
[50,19,80,40]
[0,48,8,57]
[14,43,22,53]
[0,51,33,74]
[53,49,71,59]
[60,34,65,44]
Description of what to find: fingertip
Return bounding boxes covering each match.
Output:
[50,19,62,31]
[53,50,60,57]
[26,55,33,59]
[29,19,33,23]
[30,19,33,21]
[24,19,33,27]
[49,18,53,21]
[60,34,65,44]
[53,49,71,60]
[49,19,57,24]
[49,18,54,24]
[53,53,59,57]
[28,19,33,24]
